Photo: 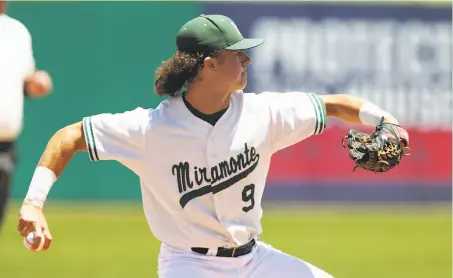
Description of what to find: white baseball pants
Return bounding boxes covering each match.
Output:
[158,240,334,278]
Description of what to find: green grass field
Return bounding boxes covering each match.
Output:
[0,202,451,278]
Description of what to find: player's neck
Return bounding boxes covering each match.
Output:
[184,86,232,115]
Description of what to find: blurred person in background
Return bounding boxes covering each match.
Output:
[0,0,52,232]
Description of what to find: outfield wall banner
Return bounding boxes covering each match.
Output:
[268,127,451,184]
[262,126,451,202]
[203,2,452,201]
[204,3,452,129]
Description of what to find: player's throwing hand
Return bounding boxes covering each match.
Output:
[18,203,52,252]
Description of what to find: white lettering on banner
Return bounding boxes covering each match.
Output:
[249,18,452,128]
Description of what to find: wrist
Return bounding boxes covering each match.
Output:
[22,200,44,210]
[359,102,398,126]
[383,116,399,125]
[24,166,57,209]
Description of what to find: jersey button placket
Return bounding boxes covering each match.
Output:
[205,132,224,226]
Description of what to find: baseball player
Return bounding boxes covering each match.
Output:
[17,14,408,278]
[0,0,52,232]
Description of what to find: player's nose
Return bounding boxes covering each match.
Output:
[243,53,252,65]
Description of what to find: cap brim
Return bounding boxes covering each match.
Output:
[225,38,264,51]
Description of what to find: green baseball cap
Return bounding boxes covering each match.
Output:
[176,14,264,54]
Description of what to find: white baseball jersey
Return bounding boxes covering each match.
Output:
[82,90,326,249]
[0,14,35,141]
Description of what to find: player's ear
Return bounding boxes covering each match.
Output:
[203,57,216,70]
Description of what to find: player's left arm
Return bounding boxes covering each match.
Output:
[320,94,398,126]
[259,91,408,153]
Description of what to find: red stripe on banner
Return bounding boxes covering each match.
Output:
[268,126,452,185]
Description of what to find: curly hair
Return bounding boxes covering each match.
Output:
[154,51,207,97]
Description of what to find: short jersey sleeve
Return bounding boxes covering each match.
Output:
[259,91,327,152]
[82,107,150,174]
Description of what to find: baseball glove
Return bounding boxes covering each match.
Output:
[342,117,410,173]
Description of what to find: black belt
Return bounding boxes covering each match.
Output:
[191,239,256,257]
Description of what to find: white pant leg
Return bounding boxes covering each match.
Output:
[158,242,253,278]
[243,241,334,278]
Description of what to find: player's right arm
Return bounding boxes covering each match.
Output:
[17,108,150,252]
[17,122,87,251]
[34,122,87,177]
